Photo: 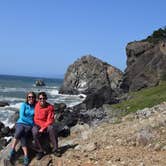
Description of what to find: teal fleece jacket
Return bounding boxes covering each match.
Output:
[17,102,35,126]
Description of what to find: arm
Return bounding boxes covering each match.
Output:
[39,105,54,132]
[19,103,33,125]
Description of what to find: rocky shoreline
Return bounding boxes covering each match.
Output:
[1,102,166,166]
[0,28,166,165]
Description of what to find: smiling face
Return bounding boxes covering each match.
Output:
[27,92,36,105]
[38,94,47,107]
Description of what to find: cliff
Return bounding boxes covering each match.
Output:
[121,28,166,92]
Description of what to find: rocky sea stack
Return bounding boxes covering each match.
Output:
[59,55,123,95]
[35,80,45,86]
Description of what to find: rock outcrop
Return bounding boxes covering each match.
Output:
[0,121,14,150]
[82,86,119,109]
[35,80,45,86]
[121,41,166,91]
[0,101,9,107]
[59,55,123,95]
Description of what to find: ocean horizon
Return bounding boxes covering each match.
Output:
[0,73,64,79]
[0,74,84,127]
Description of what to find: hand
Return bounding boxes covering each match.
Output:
[39,128,44,133]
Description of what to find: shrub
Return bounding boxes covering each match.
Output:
[143,27,166,44]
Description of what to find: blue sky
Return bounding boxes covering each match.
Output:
[0,0,165,78]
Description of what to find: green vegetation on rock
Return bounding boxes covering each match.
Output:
[143,27,166,43]
[110,81,166,115]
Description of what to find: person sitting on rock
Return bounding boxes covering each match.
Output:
[32,92,61,160]
[9,91,36,166]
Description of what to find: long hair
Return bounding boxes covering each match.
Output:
[25,91,36,106]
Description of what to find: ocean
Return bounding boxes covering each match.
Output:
[0,74,84,127]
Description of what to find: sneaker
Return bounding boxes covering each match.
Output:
[36,152,44,160]
[23,156,29,166]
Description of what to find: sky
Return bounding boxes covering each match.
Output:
[0,0,166,78]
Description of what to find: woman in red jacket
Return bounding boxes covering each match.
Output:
[32,92,60,160]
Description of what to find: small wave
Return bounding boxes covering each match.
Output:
[45,85,59,89]
[9,102,22,109]
[49,98,83,107]
[4,136,13,141]
[31,86,59,95]
[0,109,16,127]
[67,101,84,107]
[47,89,59,96]
[0,96,24,102]
[57,93,86,100]
[2,119,14,128]
[48,93,85,107]
[78,94,86,98]
[56,93,86,99]
[0,87,26,92]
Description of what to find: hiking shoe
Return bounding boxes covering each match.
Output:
[23,156,29,166]
[36,152,44,160]
[53,150,61,157]
[54,151,61,157]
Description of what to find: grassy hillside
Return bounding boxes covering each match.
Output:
[110,81,166,116]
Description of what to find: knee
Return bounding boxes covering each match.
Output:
[15,126,24,139]
[47,125,55,132]
[20,138,27,147]
[32,127,39,137]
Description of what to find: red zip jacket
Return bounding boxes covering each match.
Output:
[34,101,55,131]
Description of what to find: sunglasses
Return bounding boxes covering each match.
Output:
[28,96,35,99]
[39,97,46,100]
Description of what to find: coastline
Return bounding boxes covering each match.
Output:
[0,74,85,127]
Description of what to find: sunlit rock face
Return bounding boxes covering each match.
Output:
[121,41,166,92]
[59,55,123,95]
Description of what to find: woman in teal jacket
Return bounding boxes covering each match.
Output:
[9,91,36,166]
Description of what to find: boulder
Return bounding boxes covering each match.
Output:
[59,55,123,95]
[1,127,10,137]
[0,101,9,107]
[0,122,5,130]
[82,86,119,109]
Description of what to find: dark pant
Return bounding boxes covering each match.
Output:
[32,125,58,152]
[14,123,32,147]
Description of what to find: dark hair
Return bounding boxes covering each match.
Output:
[25,91,36,105]
[38,91,47,99]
